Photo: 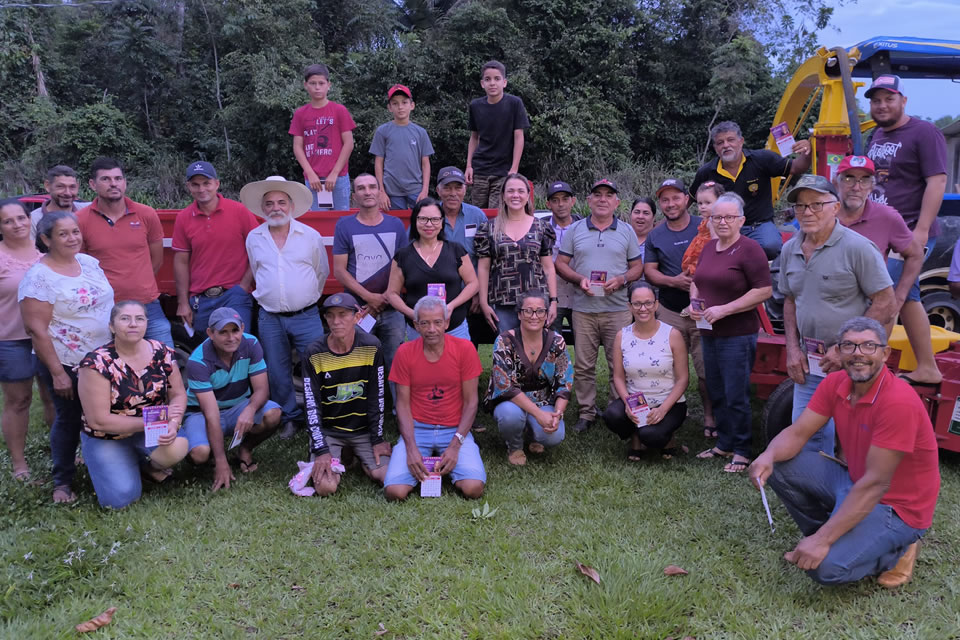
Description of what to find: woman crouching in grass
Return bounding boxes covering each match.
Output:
[77,301,189,508]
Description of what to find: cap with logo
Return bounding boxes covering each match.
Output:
[836,155,875,176]
[786,174,839,203]
[186,161,217,180]
[387,84,412,101]
[656,178,687,198]
[437,166,467,187]
[322,292,360,311]
[864,75,904,99]
[208,307,243,331]
[547,181,574,197]
[590,178,619,194]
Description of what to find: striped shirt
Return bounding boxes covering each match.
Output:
[185,333,266,409]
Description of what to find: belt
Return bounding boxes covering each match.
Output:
[273,305,315,318]
[202,286,226,298]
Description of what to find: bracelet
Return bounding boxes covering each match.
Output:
[549,297,558,303]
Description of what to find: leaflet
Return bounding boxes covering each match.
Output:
[142,405,169,448]
[420,456,442,498]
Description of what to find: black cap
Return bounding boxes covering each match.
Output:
[864,74,904,99]
[590,178,619,194]
[656,178,687,198]
[547,181,574,197]
[322,292,360,311]
[437,166,466,187]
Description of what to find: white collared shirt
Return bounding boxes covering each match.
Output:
[246,219,329,313]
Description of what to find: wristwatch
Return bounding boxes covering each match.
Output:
[549,296,558,302]
[453,432,466,445]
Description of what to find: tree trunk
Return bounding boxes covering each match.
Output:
[197,0,231,161]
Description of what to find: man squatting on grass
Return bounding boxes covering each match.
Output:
[750,316,940,588]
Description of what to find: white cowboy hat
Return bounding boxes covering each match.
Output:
[240,176,313,219]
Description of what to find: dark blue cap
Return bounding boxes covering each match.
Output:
[186,161,217,180]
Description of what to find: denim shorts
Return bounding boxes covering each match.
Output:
[383,421,486,487]
[180,398,282,451]
[0,339,38,382]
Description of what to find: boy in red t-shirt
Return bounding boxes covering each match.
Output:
[289,63,356,211]
[750,316,939,589]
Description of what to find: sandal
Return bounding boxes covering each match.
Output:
[230,456,259,474]
[528,442,545,455]
[507,449,527,466]
[12,469,31,482]
[52,485,77,504]
[723,458,751,473]
[627,448,645,462]
[703,427,718,438]
[696,447,732,460]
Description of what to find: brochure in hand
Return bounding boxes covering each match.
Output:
[421,456,442,497]
[143,405,169,448]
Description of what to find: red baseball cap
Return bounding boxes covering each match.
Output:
[387,84,412,101]
[836,155,875,175]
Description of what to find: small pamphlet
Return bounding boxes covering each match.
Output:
[142,405,169,448]
[589,270,607,297]
[625,392,650,427]
[690,298,712,331]
[770,122,797,157]
[803,337,826,377]
[316,187,334,210]
[759,484,775,533]
[356,314,376,332]
[427,283,447,302]
[229,428,244,450]
[420,456,442,498]
[183,321,195,338]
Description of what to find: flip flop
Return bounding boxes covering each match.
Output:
[229,456,259,473]
[703,427,718,438]
[723,458,751,473]
[696,447,733,460]
[627,448,645,462]
[897,373,939,387]
[53,485,77,504]
[12,469,31,482]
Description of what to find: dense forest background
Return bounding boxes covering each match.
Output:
[0,0,842,207]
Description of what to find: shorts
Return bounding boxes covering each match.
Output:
[180,398,282,451]
[321,431,390,471]
[383,421,486,487]
[888,236,937,303]
[0,339,38,382]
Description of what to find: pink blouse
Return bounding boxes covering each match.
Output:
[0,245,42,341]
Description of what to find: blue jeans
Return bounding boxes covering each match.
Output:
[144,299,173,348]
[81,432,173,509]
[493,402,565,452]
[702,333,758,458]
[368,308,405,405]
[383,421,486,487]
[495,305,520,334]
[306,175,351,211]
[887,236,936,302]
[180,398,282,451]
[389,193,420,210]
[191,286,254,334]
[258,306,324,422]
[792,371,835,456]
[37,364,83,487]
[742,220,782,260]
[767,450,925,585]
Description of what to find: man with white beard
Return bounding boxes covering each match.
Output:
[243,176,330,440]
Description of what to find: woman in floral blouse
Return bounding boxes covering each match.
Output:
[19,211,114,503]
[78,301,188,509]
[484,290,573,466]
[476,174,558,333]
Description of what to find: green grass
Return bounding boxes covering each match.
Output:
[1,346,959,639]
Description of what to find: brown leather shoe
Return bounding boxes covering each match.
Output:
[877,542,919,588]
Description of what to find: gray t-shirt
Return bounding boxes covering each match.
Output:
[558,216,642,313]
[779,221,892,345]
[551,215,581,309]
[30,201,90,240]
[368,121,435,197]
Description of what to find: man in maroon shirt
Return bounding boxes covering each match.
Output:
[750,316,939,588]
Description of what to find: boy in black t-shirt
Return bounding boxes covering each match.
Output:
[465,60,530,209]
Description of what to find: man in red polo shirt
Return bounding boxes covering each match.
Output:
[76,157,172,346]
[750,316,939,588]
[173,162,258,334]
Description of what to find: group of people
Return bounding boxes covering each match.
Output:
[0,68,948,590]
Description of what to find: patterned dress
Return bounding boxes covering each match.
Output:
[620,321,685,407]
[475,217,555,307]
[484,329,573,410]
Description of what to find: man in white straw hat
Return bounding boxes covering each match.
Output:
[243,176,330,440]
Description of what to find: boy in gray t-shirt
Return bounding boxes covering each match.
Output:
[369,84,435,210]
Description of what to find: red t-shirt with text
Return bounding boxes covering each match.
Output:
[288,101,357,180]
[390,335,483,427]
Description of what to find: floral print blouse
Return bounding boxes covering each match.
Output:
[79,339,176,440]
[484,329,573,410]
[475,217,555,306]
[17,253,113,366]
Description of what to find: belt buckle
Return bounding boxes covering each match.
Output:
[204,286,225,298]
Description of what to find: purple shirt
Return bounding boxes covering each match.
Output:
[839,200,913,259]
[693,235,771,337]
[866,117,947,237]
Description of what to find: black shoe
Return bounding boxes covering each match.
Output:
[278,420,298,440]
[574,418,594,433]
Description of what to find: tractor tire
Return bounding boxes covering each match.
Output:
[922,290,960,332]
[761,378,794,446]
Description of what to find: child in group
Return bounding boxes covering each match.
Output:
[681,181,725,276]
[289,63,356,211]
[369,84,435,210]
[465,60,530,209]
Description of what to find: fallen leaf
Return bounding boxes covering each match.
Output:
[375,622,388,636]
[575,561,601,584]
[291,584,305,591]
[75,607,117,633]
[663,565,689,576]
[228,583,241,589]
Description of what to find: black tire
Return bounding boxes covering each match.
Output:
[922,290,960,332]
[761,378,794,446]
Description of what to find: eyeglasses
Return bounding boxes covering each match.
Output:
[837,340,886,355]
[792,200,838,214]
[519,308,547,318]
[709,214,743,223]
[839,175,874,188]
[629,301,656,309]
[417,216,442,226]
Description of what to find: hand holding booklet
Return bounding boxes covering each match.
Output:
[421,456,442,497]
[589,270,607,297]
[143,405,169,448]
[625,392,650,426]
[690,298,712,331]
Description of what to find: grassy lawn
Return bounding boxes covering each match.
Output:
[1,345,959,639]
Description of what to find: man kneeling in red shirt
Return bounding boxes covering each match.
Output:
[750,316,939,588]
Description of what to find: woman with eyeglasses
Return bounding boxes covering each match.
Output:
[476,173,558,333]
[603,281,688,461]
[386,197,479,339]
[690,192,772,473]
[484,289,572,466]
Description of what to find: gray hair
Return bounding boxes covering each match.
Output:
[515,289,549,314]
[714,192,745,216]
[413,295,449,323]
[837,316,887,345]
[36,210,78,239]
[710,121,743,141]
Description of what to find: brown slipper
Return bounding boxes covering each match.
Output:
[696,447,732,460]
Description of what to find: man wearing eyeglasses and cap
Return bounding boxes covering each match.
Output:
[779,175,896,457]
